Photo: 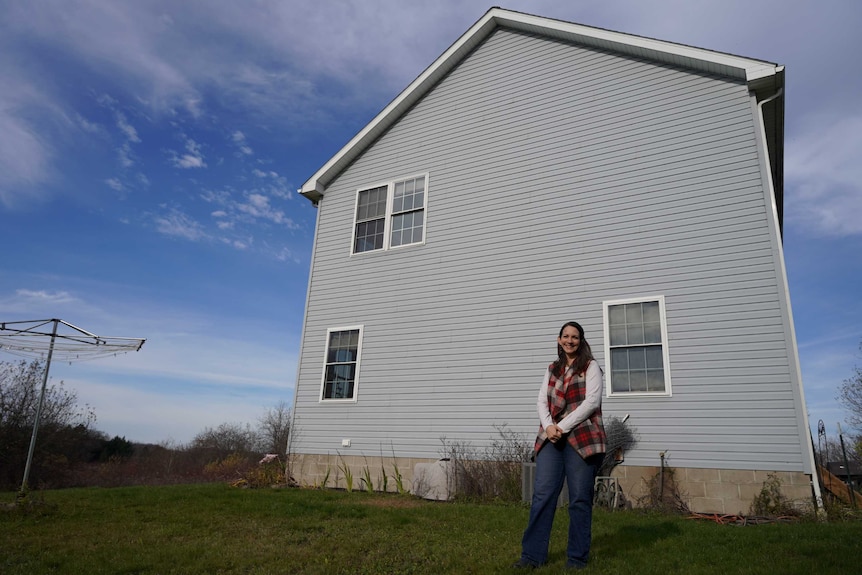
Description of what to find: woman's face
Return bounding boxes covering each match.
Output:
[558,325,581,357]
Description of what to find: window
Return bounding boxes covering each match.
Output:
[352,174,427,254]
[321,326,363,401]
[603,296,671,396]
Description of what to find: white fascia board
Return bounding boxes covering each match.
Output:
[300,8,782,201]
[299,11,499,200]
[494,9,780,82]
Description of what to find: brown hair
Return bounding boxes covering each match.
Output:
[552,321,594,376]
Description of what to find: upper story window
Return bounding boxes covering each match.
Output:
[353,174,427,254]
[603,296,672,397]
[321,326,363,401]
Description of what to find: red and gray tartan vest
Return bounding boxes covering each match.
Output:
[534,360,606,459]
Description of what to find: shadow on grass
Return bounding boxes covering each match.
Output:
[593,520,682,554]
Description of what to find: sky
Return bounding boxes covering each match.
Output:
[1,0,861,446]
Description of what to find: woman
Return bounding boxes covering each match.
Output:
[514,321,606,570]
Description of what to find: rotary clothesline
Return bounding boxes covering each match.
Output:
[0,318,145,494]
[0,319,145,363]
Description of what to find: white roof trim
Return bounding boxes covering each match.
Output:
[300,8,782,201]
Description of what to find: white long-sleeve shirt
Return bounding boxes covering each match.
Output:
[536,360,603,433]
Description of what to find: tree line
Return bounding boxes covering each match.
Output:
[0,359,291,490]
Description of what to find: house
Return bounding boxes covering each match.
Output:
[826,461,862,492]
[290,8,821,515]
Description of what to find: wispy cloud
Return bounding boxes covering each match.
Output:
[232,130,253,156]
[15,288,78,305]
[786,114,862,237]
[0,65,53,207]
[153,207,208,240]
[169,136,206,169]
[202,187,298,230]
[116,111,140,143]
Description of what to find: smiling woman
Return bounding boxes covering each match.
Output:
[516,321,606,570]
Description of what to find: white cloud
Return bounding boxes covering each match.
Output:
[170,136,206,169]
[153,207,207,240]
[0,66,53,207]
[786,114,862,237]
[76,114,102,134]
[116,111,140,143]
[105,178,124,191]
[232,130,253,156]
[15,289,78,305]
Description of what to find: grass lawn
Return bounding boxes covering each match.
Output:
[2,484,861,574]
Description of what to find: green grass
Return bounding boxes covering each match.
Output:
[2,484,861,574]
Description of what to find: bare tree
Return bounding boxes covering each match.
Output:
[0,360,97,488]
[837,341,862,430]
[258,401,291,455]
[190,422,259,457]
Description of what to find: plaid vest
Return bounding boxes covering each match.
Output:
[534,361,606,459]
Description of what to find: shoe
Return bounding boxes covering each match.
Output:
[512,558,539,569]
[565,560,587,570]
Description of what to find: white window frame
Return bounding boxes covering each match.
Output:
[319,325,364,403]
[603,295,672,397]
[350,173,428,255]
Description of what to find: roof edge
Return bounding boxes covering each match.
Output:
[300,8,783,202]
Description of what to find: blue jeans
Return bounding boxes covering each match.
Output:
[520,441,601,567]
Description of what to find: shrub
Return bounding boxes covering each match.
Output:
[440,423,532,503]
[636,462,689,514]
[749,473,801,517]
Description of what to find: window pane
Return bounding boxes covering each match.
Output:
[324,330,360,400]
[607,300,667,394]
[629,371,647,392]
[628,348,646,370]
[625,303,643,324]
[643,301,660,323]
[647,369,665,392]
[391,210,423,247]
[645,345,663,368]
[611,371,629,393]
[626,324,644,345]
[347,330,359,347]
[611,348,628,370]
[609,325,627,346]
[393,177,424,215]
[643,322,662,344]
[355,218,385,253]
[608,305,625,327]
[357,186,387,221]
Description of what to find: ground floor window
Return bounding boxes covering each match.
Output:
[603,296,671,396]
[321,326,363,401]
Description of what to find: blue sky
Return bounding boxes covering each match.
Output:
[2,0,861,445]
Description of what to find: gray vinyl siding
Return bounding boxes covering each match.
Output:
[293,29,805,471]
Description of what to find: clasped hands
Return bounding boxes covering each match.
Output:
[546,424,563,443]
